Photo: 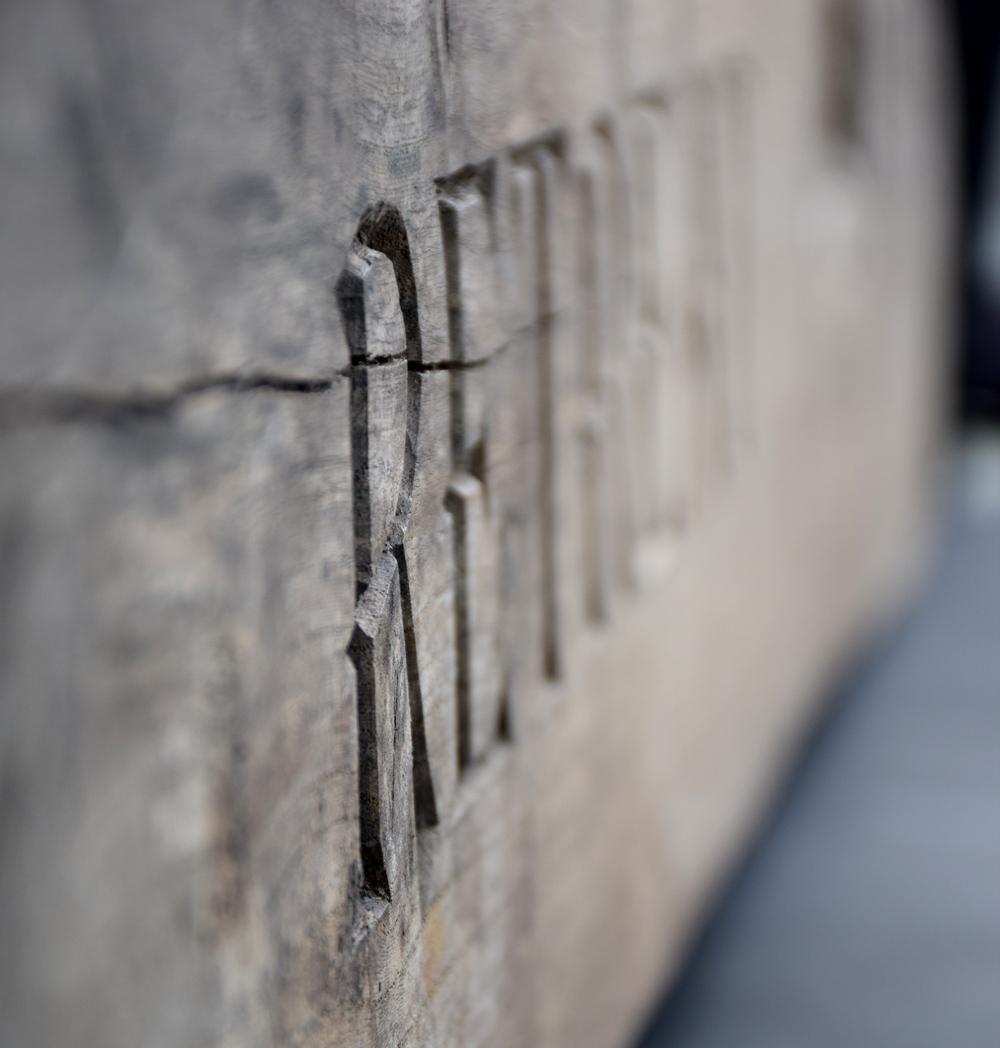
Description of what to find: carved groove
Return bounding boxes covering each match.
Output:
[444,480,475,767]
[347,618,391,900]
[338,203,438,902]
[342,68,757,915]
[395,542,439,830]
[576,168,610,624]
[529,151,563,680]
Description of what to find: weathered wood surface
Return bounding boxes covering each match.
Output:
[0,1,952,1045]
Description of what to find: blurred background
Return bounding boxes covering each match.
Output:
[637,5,1000,1043]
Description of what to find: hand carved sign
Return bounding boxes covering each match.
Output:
[339,61,756,923]
[0,2,951,1044]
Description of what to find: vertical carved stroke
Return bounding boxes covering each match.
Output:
[437,181,474,767]
[443,480,474,766]
[346,604,392,899]
[629,103,669,538]
[720,61,758,457]
[527,147,562,680]
[694,79,733,483]
[438,176,470,461]
[357,202,426,504]
[438,165,504,767]
[394,541,438,830]
[355,205,439,830]
[338,203,438,900]
[592,121,639,592]
[576,169,608,624]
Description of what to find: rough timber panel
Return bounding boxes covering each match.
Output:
[0,1,953,1046]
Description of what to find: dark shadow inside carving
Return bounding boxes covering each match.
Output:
[395,541,438,831]
[576,169,608,625]
[337,203,438,902]
[436,162,497,466]
[335,203,424,591]
[346,619,392,900]
[822,0,866,149]
[437,166,509,768]
[525,145,563,681]
[593,119,632,301]
[497,679,512,742]
[591,121,639,592]
[443,482,474,767]
[356,203,424,365]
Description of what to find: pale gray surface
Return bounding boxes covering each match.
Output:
[0,2,955,1043]
[637,453,1000,1048]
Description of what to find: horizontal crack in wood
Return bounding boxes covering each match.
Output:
[0,371,343,429]
[0,346,521,431]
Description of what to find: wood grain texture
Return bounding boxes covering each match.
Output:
[0,0,953,1045]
